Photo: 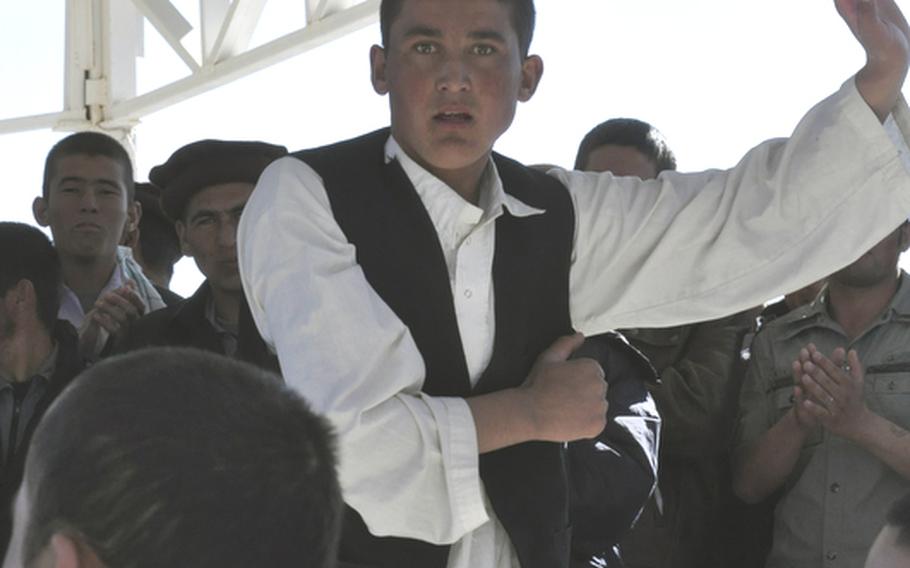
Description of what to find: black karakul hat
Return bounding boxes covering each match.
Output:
[150,140,288,221]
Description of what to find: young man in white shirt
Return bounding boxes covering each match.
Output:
[33,132,165,359]
[238,1,910,567]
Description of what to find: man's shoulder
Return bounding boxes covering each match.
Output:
[289,128,391,172]
[754,301,823,344]
[118,299,194,351]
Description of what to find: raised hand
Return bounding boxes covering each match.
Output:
[836,0,910,120]
[78,280,146,358]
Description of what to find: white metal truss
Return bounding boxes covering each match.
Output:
[0,0,379,152]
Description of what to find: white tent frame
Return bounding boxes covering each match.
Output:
[0,0,379,152]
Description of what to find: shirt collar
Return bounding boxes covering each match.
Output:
[383,135,545,225]
[58,261,126,325]
[777,270,910,340]
[0,343,59,389]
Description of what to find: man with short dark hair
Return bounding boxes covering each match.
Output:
[118,140,286,367]
[0,223,85,560]
[239,1,910,567]
[574,118,677,176]
[2,348,341,568]
[575,118,758,568]
[122,182,183,306]
[865,493,910,568]
[34,132,165,359]
[733,222,910,567]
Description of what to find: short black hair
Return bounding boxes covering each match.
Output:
[22,348,342,568]
[0,223,61,332]
[574,118,677,172]
[42,132,135,201]
[380,0,536,58]
[887,493,910,548]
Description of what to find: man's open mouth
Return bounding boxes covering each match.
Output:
[434,111,473,124]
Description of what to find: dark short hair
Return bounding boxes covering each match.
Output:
[42,132,135,201]
[380,0,536,57]
[887,493,910,548]
[574,118,677,172]
[134,183,182,275]
[22,348,341,568]
[0,223,61,332]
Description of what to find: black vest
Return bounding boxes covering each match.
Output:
[296,129,576,568]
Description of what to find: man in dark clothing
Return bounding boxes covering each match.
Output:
[122,182,183,306]
[575,118,759,568]
[0,223,86,560]
[118,140,286,368]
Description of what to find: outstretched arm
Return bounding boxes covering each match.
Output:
[837,0,910,120]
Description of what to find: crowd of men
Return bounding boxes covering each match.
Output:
[3,0,910,566]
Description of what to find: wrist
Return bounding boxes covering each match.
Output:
[788,407,816,438]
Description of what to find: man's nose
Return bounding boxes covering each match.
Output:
[80,190,99,212]
[436,55,471,92]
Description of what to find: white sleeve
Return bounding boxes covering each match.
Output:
[237,157,489,544]
[563,77,910,334]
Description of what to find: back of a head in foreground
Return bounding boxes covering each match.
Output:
[865,493,910,568]
[12,348,341,568]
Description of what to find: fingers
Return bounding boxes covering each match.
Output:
[847,349,865,382]
[538,332,585,364]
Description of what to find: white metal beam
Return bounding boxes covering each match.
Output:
[201,0,231,64]
[0,0,379,145]
[104,0,379,122]
[131,0,199,71]
[208,0,268,64]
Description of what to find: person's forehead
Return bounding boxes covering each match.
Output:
[391,0,516,39]
[584,144,658,179]
[51,154,126,186]
[185,182,254,215]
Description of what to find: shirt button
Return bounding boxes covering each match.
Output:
[889,381,897,391]
[830,482,840,493]
[826,551,837,561]
[464,289,473,299]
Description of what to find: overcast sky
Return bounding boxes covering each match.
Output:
[1,0,906,296]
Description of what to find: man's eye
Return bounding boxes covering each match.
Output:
[472,44,496,56]
[60,187,79,193]
[414,43,437,55]
[194,217,215,227]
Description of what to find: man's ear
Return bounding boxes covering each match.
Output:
[175,220,192,257]
[33,197,50,227]
[127,201,142,235]
[518,54,544,103]
[370,45,390,95]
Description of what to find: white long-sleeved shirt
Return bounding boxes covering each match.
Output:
[238,78,910,568]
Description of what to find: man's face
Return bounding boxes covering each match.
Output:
[370,0,542,179]
[33,154,136,263]
[176,183,253,295]
[583,144,659,180]
[831,223,910,288]
[865,526,910,568]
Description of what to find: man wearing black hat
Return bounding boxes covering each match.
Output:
[117,140,286,366]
